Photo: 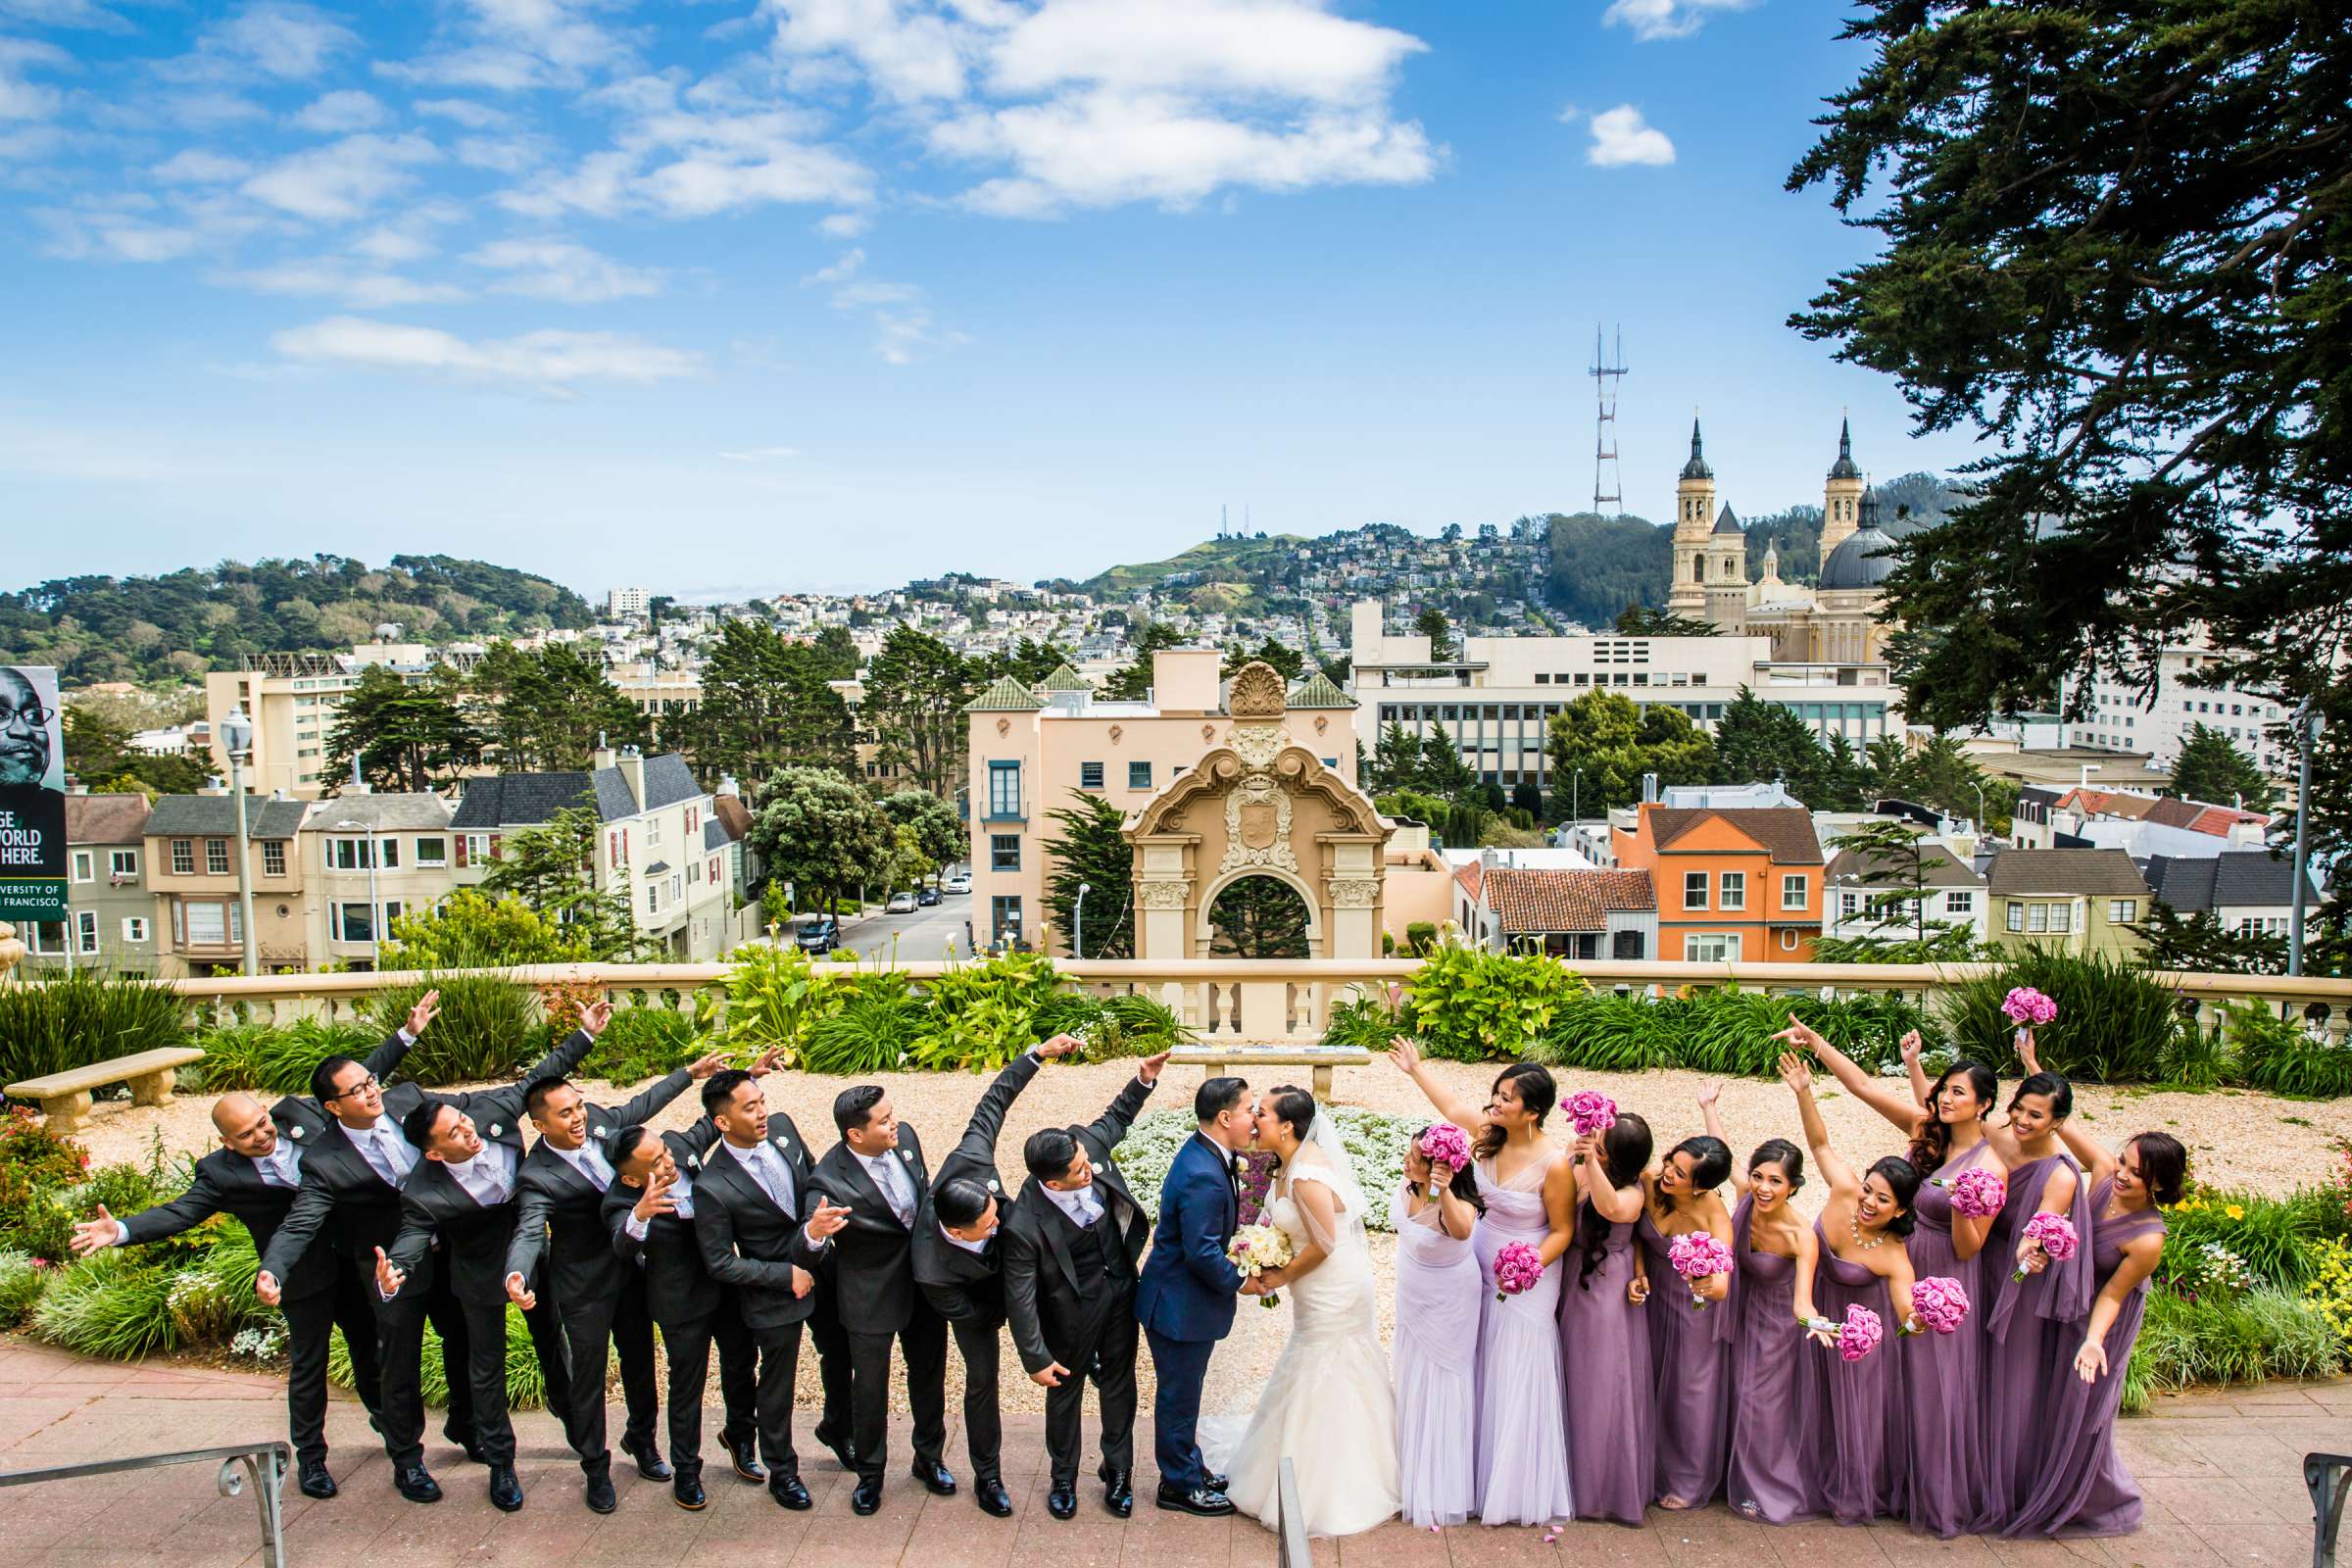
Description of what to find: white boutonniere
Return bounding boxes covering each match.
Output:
[686,1154,700,1170]
[488,1124,503,1139]
[290,1125,305,1141]
[899,1149,913,1163]
[987,1178,1001,1193]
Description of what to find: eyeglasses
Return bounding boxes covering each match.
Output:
[0,703,52,734]
[325,1074,381,1102]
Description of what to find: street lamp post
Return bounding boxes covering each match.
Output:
[1074,882,1091,960]
[1970,780,1986,837]
[335,818,382,969]
[220,705,259,977]
[2290,700,2323,978]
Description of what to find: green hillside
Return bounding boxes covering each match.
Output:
[1058,533,1313,607]
[0,554,595,684]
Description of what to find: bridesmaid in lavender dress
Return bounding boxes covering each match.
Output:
[1558,1111,1655,1526]
[1788,1017,2005,1538]
[1633,1119,1736,1510]
[1978,1032,2091,1529]
[1392,1129,1486,1530]
[1700,1090,1833,1523]
[2008,1126,2182,1538]
[1390,1040,1577,1528]
[1782,1052,1918,1527]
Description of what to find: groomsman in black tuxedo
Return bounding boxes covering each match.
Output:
[688,1069,852,1512]
[502,1053,723,1513]
[1000,1052,1163,1521]
[911,1032,1086,1516]
[809,1085,951,1515]
[370,1089,579,1515]
[259,999,605,1504]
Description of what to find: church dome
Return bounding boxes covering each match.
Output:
[1828,416,1861,481]
[1680,418,1713,481]
[1820,525,1897,590]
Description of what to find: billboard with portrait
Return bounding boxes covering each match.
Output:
[0,664,67,922]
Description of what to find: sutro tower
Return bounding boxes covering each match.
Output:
[1590,323,1629,515]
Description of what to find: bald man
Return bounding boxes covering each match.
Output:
[74,1088,390,1501]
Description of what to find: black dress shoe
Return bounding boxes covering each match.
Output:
[488,1466,524,1513]
[769,1471,811,1511]
[974,1476,1012,1517]
[395,1464,442,1504]
[446,1429,489,1465]
[1154,1482,1234,1517]
[584,1469,617,1515]
[1206,1471,1228,1494]
[1047,1483,1077,1520]
[850,1478,883,1515]
[820,1434,859,1474]
[911,1459,956,1497]
[297,1460,338,1500]
[624,1437,671,1482]
[1102,1470,1133,1518]
[727,1436,766,1484]
[672,1475,707,1511]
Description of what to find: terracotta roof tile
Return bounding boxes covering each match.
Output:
[1483,868,1655,933]
[1646,807,1824,865]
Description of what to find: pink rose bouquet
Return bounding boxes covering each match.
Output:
[1836,1303,1884,1362]
[1667,1231,1735,1309]
[2002,986,2059,1027]
[1566,1090,1618,1139]
[1493,1241,1545,1303]
[1418,1123,1472,1200]
[2015,1210,2080,1282]
[1936,1167,2008,1217]
[1911,1274,1971,1334]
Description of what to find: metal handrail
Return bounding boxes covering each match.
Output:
[2308,1451,2349,1568]
[0,1440,290,1568]
[1277,1455,1311,1568]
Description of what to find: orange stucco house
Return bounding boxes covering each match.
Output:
[1611,805,1825,962]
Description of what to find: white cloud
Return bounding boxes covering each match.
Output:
[242,131,441,220]
[378,0,637,91]
[830,278,918,307]
[0,36,72,122]
[1601,0,1758,41]
[1585,104,1674,167]
[759,0,976,104]
[221,259,469,307]
[414,97,512,129]
[717,445,800,462]
[293,88,385,132]
[36,196,264,263]
[271,315,703,387]
[800,246,863,284]
[987,0,1424,104]
[456,132,554,172]
[152,148,253,183]
[936,87,1434,216]
[183,2,360,80]
[871,307,961,366]
[0,0,129,30]
[465,237,662,302]
[816,211,869,238]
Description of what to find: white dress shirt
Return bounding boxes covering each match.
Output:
[938,1223,991,1255]
[444,1143,517,1207]
[254,1141,302,1190]
[1038,1180,1103,1230]
[862,1149,915,1226]
[621,1161,698,1241]
[352,1121,416,1186]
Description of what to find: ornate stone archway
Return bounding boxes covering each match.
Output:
[1126,662,1392,959]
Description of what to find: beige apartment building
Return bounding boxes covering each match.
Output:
[204,642,481,800]
[143,795,310,975]
[963,651,1361,952]
[298,793,460,969]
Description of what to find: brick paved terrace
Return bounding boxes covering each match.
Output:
[0,1340,2346,1568]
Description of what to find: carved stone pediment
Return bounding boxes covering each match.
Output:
[1226,661,1288,718]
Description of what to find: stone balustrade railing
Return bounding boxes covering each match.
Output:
[162,957,2352,1049]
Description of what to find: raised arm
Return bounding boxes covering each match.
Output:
[1386,1034,1479,1132]
[1771,1013,1924,1136]
[1084,1051,1164,1152]
[1696,1082,1744,1195]
[364,988,436,1082]
[2072,1230,2163,1383]
[1782,1052,1855,1194]
[1575,1135,1642,1223]
[2012,1158,2082,1275]
[2053,1118,2120,1192]
[954,1047,1049,1169]
[1899,1029,1933,1110]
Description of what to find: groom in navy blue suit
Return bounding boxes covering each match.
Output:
[1136,1075,1255,1517]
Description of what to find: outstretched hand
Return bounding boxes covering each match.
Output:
[1137,1050,1171,1085]
[1037,1033,1083,1060]
[685,1052,730,1080]
[373,1245,406,1299]
[579,1000,613,1038]
[405,989,441,1039]
[1768,1013,1825,1055]
[1776,1052,1813,1095]
[805,1200,852,1241]
[1387,1036,1422,1075]
[69,1203,119,1258]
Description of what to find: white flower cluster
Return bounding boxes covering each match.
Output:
[1109,1104,1423,1232]
[2191,1242,2257,1295]
[229,1326,285,1363]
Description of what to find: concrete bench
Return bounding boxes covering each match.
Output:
[7,1048,206,1133]
[1166,1046,1374,1099]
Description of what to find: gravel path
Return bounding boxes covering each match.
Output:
[65,1056,2352,1419]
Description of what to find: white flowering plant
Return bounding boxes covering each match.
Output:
[1109,1104,1420,1232]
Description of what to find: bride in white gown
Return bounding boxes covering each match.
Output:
[1201,1085,1399,1538]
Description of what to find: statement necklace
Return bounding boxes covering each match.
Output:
[1847,1210,1892,1251]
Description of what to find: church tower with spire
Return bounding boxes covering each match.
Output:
[1821,415,1865,564]
[1666,416,1717,617]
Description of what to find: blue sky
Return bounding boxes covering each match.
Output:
[0,0,1982,600]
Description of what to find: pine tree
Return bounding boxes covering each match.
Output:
[322,665,479,793]
[2168,722,2276,812]
[1043,794,1135,958]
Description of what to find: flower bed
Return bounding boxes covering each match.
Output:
[1110,1105,1422,1232]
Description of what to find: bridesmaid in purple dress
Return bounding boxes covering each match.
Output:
[2008,1127,2182,1538]
[1392,1129,1486,1530]
[1633,1117,1735,1510]
[1389,1040,1577,1528]
[1699,1090,1833,1523]
[1978,1032,2091,1529]
[1782,1052,1918,1527]
[1788,1017,2006,1538]
[1558,1111,1655,1526]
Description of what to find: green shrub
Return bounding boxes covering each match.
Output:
[0,1250,49,1326]
[0,1107,91,1261]
[382,890,590,969]
[327,1306,545,1409]
[1322,991,1405,1053]
[31,1247,180,1358]
[1027,991,1194,1059]
[1940,952,2184,1083]
[803,969,925,1075]
[2161,1013,2235,1089]
[2161,1188,2327,1290]
[368,973,539,1085]
[1406,943,1587,1061]
[199,1017,379,1094]
[724,943,827,1062]
[1404,921,1438,956]
[2226,1002,2352,1099]
[2126,1284,2345,1411]
[911,951,1071,1072]
[1539,991,1690,1072]
[0,969,187,1087]
[577,998,712,1083]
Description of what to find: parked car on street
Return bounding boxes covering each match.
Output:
[794,914,840,954]
[884,891,917,914]
[916,886,942,907]
[944,872,972,895]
